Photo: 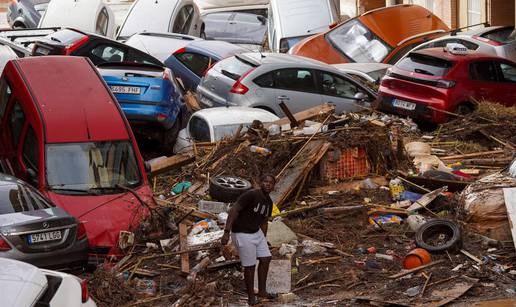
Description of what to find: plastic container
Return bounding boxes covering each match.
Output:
[407,215,427,232]
[389,178,405,201]
[268,124,280,136]
[250,145,271,156]
[403,248,432,269]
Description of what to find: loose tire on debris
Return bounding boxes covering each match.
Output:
[209,176,252,203]
[415,219,462,253]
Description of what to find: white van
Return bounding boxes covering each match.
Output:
[268,0,339,53]
[195,0,269,15]
[117,0,203,41]
[38,0,115,38]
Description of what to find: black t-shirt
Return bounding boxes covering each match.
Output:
[231,188,272,234]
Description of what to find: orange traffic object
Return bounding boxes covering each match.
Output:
[403,248,432,269]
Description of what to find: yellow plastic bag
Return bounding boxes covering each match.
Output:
[271,203,280,217]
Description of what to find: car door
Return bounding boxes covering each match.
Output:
[270,68,322,115]
[5,101,26,178]
[230,13,266,44]
[468,60,501,104]
[171,4,196,36]
[173,51,213,91]
[493,61,516,106]
[0,78,14,174]
[203,12,232,40]
[317,70,367,114]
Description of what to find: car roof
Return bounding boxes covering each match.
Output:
[125,32,201,62]
[410,47,502,62]
[39,0,105,30]
[271,0,333,39]
[0,258,47,307]
[332,63,391,73]
[188,40,248,59]
[195,0,268,14]
[239,52,331,68]
[192,107,279,127]
[13,56,129,143]
[459,25,513,37]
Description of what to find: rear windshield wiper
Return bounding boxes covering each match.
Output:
[49,36,62,43]
[221,69,241,80]
[49,187,90,194]
[414,68,434,76]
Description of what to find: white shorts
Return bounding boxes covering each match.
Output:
[231,230,271,267]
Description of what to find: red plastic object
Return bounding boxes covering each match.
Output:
[403,248,432,269]
[320,148,370,181]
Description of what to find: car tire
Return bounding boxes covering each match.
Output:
[13,23,26,29]
[455,104,474,116]
[415,219,462,253]
[209,176,252,203]
[161,117,181,155]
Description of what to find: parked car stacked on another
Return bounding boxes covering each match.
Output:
[268,0,339,53]
[377,44,516,123]
[405,25,516,62]
[0,173,89,269]
[197,52,377,116]
[289,4,449,64]
[165,40,248,91]
[0,258,96,306]
[0,56,155,262]
[7,0,49,29]
[116,0,203,41]
[332,62,392,85]
[203,11,267,47]
[124,32,203,63]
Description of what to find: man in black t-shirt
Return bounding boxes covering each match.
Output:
[221,175,277,306]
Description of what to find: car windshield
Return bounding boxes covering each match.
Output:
[46,141,142,194]
[397,53,454,76]
[216,55,256,81]
[326,19,392,63]
[279,35,310,52]
[0,182,53,214]
[213,124,250,141]
[481,27,515,44]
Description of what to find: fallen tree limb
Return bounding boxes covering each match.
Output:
[388,260,446,279]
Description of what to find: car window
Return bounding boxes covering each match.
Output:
[327,19,392,63]
[9,102,24,146]
[172,5,195,35]
[215,56,255,81]
[96,7,109,37]
[320,71,360,98]
[388,41,426,65]
[415,39,479,51]
[204,12,232,21]
[213,124,249,141]
[397,53,454,76]
[0,182,53,214]
[254,72,274,88]
[481,27,515,44]
[233,13,261,24]
[127,49,163,66]
[469,61,498,82]
[273,69,316,93]
[91,44,125,63]
[498,63,516,83]
[22,126,39,172]
[0,79,11,123]
[175,52,212,77]
[189,116,211,142]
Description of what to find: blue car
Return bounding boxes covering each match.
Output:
[97,63,185,151]
[164,40,248,92]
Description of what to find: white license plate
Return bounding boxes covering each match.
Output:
[28,231,62,244]
[393,99,416,111]
[110,86,141,95]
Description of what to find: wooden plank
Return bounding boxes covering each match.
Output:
[148,153,195,176]
[270,140,330,207]
[179,223,189,274]
[279,101,300,127]
[503,188,516,252]
[265,103,335,128]
[309,176,388,194]
[388,260,445,279]
[440,150,505,160]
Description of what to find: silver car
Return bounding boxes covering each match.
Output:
[406,26,516,62]
[197,53,377,116]
[0,173,88,269]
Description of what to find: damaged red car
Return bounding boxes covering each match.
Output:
[0,56,155,264]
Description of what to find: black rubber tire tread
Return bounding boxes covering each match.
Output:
[161,113,182,155]
[209,176,252,203]
[415,219,462,253]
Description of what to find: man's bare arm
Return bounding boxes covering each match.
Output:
[260,220,268,236]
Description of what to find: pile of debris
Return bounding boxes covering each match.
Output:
[85,102,516,307]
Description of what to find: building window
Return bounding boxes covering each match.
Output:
[468,0,482,26]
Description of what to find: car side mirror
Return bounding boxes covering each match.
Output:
[257,16,266,25]
[354,92,366,101]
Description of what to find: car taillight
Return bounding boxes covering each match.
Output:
[65,36,90,55]
[435,80,456,88]
[472,35,504,46]
[80,279,89,303]
[157,113,167,122]
[173,47,186,56]
[229,67,256,95]
[0,236,11,251]
[76,222,87,240]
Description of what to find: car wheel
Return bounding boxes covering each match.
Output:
[455,104,473,116]
[209,175,252,203]
[13,23,26,29]
[415,219,462,253]
[161,118,181,155]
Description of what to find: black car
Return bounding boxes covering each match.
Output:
[31,28,164,66]
[0,173,88,269]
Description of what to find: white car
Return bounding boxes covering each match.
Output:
[0,258,96,307]
[125,32,202,63]
[173,107,279,153]
[332,63,392,84]
[38,0,115,38]
[116,0,203,41]
[268,0,339,53]
[405,26,516,62]
[194,0,269,15]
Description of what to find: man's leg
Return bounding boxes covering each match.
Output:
[232,232,259,305]
[257,256,271,297]
[243,265,258,305]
